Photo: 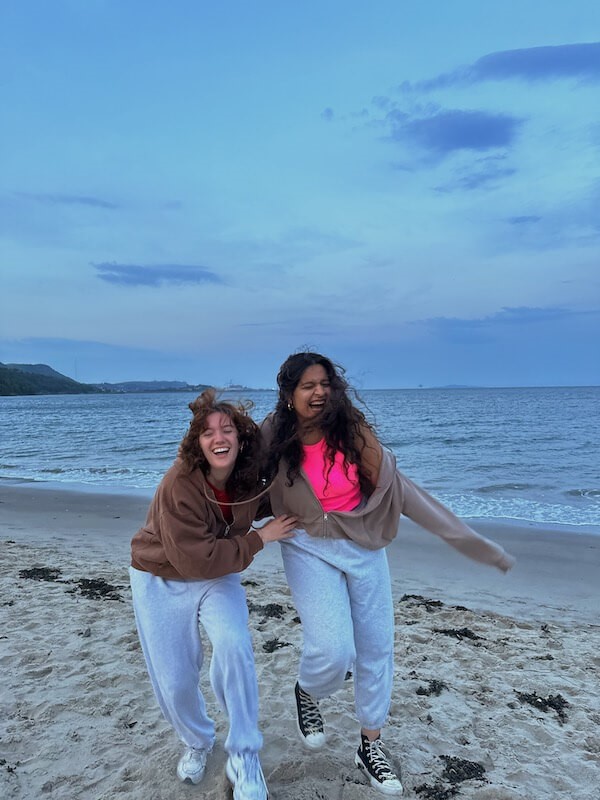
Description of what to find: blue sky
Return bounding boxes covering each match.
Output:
[1,1,599,388]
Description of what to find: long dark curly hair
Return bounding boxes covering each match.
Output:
[266,352,376,495]
[179,388,263,498]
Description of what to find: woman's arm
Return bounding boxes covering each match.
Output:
[399,471,515,572]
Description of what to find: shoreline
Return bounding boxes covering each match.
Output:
[2,482,598,625]
[2,478,599,534]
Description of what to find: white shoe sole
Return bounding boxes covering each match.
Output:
[355,754,403,795]
[296,719,326,750]
[177,766,205,785]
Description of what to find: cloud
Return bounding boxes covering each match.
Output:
[92,262,224,287]
[508,215,542,225]
[390,109,523,157]
[436,155,517,192]
[17,192,119,209]
[418,306,594,336]
[411,42,600,91]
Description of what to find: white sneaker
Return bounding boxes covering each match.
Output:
[176,746,208,784]
[226,752,268,800]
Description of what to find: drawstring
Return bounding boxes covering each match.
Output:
[202,479,273,507]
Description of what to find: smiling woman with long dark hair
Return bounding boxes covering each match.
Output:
[263,352,515,796]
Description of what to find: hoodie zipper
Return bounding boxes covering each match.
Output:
[300,468,329,538]
[205,480,234,537]
[224,500,236,538]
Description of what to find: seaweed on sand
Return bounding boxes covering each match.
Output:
[262,637,291,653]
[66,578,123,602]
[515,690,569,723]
[416,679,448,696]
[433,627,484,642]
[439,755,486,784]
[19,566,63,582]
[414,783,459,799]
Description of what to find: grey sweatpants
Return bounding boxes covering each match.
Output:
[280,530,394,731]
[129,567,262,754]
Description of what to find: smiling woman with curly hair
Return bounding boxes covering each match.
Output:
[130,388,296,799]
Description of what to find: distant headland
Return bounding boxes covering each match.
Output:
[0,363,262,397]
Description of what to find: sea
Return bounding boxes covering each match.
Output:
[1,387,598,532]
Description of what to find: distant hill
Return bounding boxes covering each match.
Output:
[5,363,72,380]
[0,362,248,396]
[0,363,97,396]
[92,380,210,393]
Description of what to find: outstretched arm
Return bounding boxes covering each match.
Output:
[400,472,516,573]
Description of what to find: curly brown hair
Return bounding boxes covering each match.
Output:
[178,388,263,498]
[266,352,376,495]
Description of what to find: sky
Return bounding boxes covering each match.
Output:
[1,1,599,389]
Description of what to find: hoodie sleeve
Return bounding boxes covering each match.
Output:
[399,471,516,573]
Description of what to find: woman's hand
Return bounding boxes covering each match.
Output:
[253,515,297,544]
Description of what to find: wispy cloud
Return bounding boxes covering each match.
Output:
[436,155,517,192]
[507,215,542,225]
[390,109,523,157]
[17,192,119,209]
[408,42,600,91]
[92,262,224,287]
[418,306,592,333]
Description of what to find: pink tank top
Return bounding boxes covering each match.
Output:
[302,439,362,512]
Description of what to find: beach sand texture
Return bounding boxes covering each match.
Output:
[1,486,599,800]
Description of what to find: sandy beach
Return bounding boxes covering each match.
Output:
[1,484,599,799]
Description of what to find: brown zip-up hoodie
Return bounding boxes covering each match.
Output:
[263,419,515,572]
[130,458,265,580]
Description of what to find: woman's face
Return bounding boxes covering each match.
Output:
[291,364,331,424]
[198,411,240,479]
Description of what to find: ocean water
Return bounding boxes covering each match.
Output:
[1,387,598,531]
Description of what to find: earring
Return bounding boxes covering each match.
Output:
[287,402,294,410]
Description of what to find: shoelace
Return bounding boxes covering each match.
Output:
[363,739,397,780]
[297,687,323,732]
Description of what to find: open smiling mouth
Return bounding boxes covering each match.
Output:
[212,447,230,455]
